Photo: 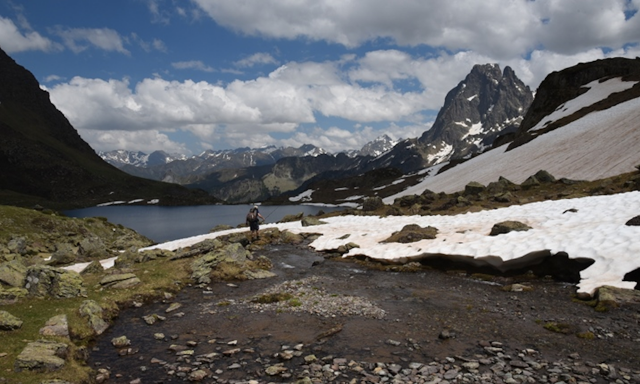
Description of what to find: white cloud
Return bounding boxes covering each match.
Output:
[172,60,215,72]
[79,129,188,154]
[193,0,639,59]
[235,52,278,67]
[53,27,129,54]
[0,16,58,52]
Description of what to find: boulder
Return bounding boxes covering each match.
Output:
[464,181,486,196]
[111,335,130,348]
[0,310,23,330]
[362,196,384,211]
[0,259,28,287]
[281,231,304,245]
[7,237,27,255]
[99,273,141,289]
[39,314,69,338]
[489,221,532,236]
[279,212,304,223]
[0,286,28,304]
[47,243,76,266]
[78,237,108,259]
[79,300,109,335]
[14,340,69,372]
[533,169,556,183]
[383,224,438,244]
[191,243,259,283]
[301,216,327,227]
[25,265,86,298]
[596,285,640,308]
[79,260,105,275]
[487,177,516,194]
[520,175,540,188]
[244,269,277,279]
[625,215,640,226]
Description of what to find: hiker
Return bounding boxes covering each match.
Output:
[246,205,265,241]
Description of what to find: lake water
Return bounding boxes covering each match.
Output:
[64,204,345,243]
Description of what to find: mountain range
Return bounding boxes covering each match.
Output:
[1,44,639,209]
[102,62,533,203]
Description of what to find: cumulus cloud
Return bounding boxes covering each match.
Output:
[52,26,129,54]
[47,43,640,154]
[192,0,639,58]
[0,15,59,52]
[79,129,188,154]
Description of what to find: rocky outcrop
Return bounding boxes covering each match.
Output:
[24,265,86,298]
[99,273,141,289]
[191,243,251,284]
[79,300,109,335]
[14,340,69,372]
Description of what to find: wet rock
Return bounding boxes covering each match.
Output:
[165,302,182,313]
[489,220,532,236]
[143,314,166,325]
[596,285,640,308]
[14,340,69,372]
[79,300,109,335]
[191,243,251,284]
[25,265,86,298]
[111,335,131,348]
[39,314,69,338]
[244,269,277,279]
[99,273,141,289]
[0,310,23,330]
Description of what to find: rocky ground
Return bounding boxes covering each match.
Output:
[88,242,640,384]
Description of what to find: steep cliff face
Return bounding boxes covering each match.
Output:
[508,57,640,150]
[418,64,533,164]
[0,48,218,208]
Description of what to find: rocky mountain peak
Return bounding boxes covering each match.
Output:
[418,63,533,165]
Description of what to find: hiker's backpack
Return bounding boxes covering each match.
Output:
[247,210,258,223]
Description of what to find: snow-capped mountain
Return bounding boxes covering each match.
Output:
[418,64,534,164]
[99,150,187,168]
[358,134,398,157]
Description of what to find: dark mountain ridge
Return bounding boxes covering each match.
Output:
[0,48,218,209]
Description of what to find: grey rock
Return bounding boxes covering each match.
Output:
[14,340,69,372]
[0,310,23,330]
[39,314,69,338]
[489,220,532,236]
[0,259,27,287]
[25,265,86,298]
[79,300,109,335]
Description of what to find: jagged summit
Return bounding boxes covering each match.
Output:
[418,63,533,164]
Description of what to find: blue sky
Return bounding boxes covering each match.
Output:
[1,0,639,155]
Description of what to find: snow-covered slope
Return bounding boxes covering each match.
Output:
[385,78,640,201]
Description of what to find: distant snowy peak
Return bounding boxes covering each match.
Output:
[418,63,534,164]
[99,150,186,167]
[358,134,397,157]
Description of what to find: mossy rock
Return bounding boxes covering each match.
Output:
[489,221,532,236]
